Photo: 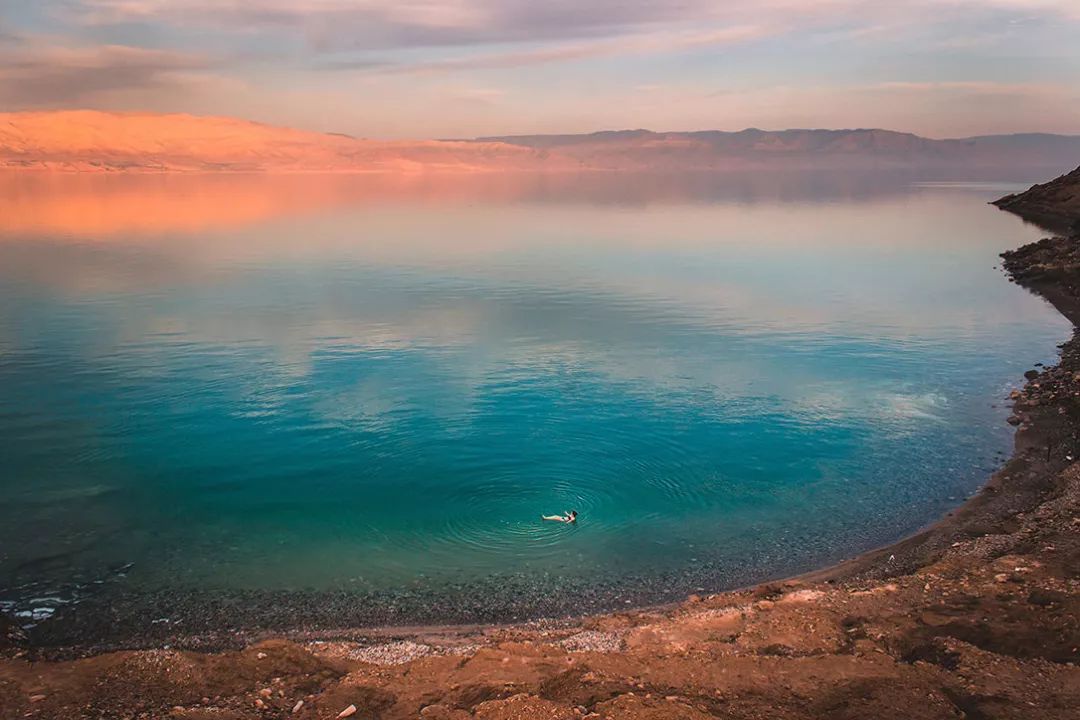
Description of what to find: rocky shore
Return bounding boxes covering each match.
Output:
[3,171,1080,719]
[993,165,1080,234]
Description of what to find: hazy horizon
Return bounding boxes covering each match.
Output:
[2,1,1079,139]
[10,108,1080,142]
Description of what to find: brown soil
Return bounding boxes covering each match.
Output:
[3,207,1080,720]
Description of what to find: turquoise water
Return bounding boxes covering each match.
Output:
[0,171,1070,638]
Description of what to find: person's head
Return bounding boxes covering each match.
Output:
[569,510,578,519]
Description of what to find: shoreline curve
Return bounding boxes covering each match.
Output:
[2,171,1079,719]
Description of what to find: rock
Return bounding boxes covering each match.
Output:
[29,695,46,703]
[1028,589,1067,607]
[1025,370,1040,380]
[259,688,272,698]
[0,614,28,653]
[337,705,358,718]
[292,699,304,713]
[256,651,267,659]
[1007,415,1023,426]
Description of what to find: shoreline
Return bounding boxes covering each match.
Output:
[2,182,1079,718]
[12,486,1002,659]
[0,227,1049,659]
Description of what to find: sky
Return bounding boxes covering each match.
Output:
[0,1,1078,139]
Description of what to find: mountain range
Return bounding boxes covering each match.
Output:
[0,111,568,173]
[2,111,1079,173]
[472,129,1080,171]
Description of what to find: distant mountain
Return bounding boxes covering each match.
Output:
[2,112,1078,173]
[0,111,569,173]
[473,128,1080,171]
[994,165,1080,231]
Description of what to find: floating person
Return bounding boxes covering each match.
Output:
[542,510,578,523]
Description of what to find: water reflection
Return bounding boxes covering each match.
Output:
[0,169,1060,343]
[0,169,1069,633]
[0,167,1055,238]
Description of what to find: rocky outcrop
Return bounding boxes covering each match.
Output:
[994,165,1080,233]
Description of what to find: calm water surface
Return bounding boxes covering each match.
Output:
[0,170,1069,634]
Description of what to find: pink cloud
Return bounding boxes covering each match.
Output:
[68,0,1066,52]
[326,24,776,74]
[0,33,220,108]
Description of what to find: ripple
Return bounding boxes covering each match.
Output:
[0,179,1069,630]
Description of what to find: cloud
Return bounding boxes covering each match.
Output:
[443,86,505,105]
[3,1,1078,135]
[868,80,1076,97]
[63,0,747,50]
[954,0,1080,19]
[41,0,1080,54]
[49,0,1080,86]
[42,0,1080,73]
[0,36,213,107]
[323,24,774,74]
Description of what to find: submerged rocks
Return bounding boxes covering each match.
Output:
[0,614,27,657]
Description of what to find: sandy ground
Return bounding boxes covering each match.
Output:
[2,202,1079,720]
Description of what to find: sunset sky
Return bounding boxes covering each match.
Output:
[1,1,1078,139]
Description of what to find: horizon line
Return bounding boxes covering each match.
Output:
[4,108,1080,144]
